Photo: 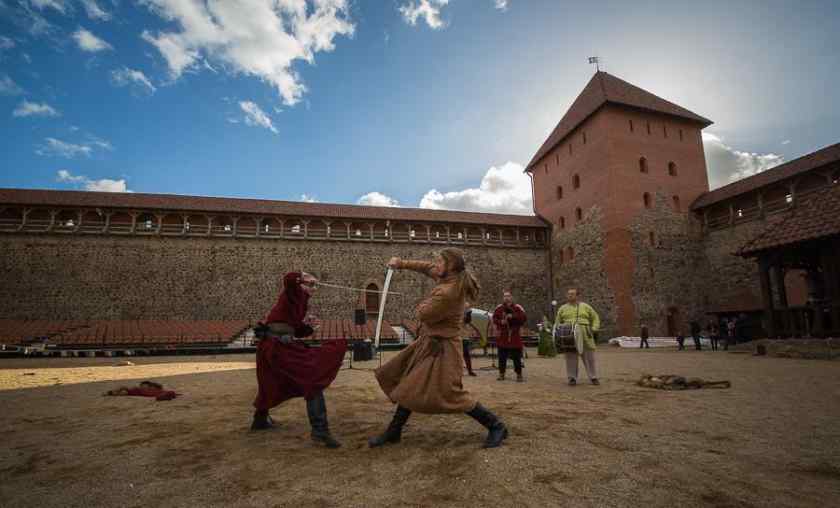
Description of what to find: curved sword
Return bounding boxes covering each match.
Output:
[373,267,394,349]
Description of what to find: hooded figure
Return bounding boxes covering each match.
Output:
[251,272,347,448]
[369,248,509,449]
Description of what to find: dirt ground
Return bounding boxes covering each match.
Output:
[1,348,839,508]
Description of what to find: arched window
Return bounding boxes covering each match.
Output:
[556,186,563,199]
[663,125,668,138]
[566,246,575,261]
[629,119,634,132]
[672,195,681,211]
[639,157,648,173]
[679,129,684,141]
[568,143,572,155]
[575,207,582,221]
[582,132,587,144]
[558,249,564,265]
[646,122,651,135]
[559,216,565,229]
[643,192,652,209]
[648,231,655,246]
[365,283,380,314]
[572,174,580,189]
[668,161,678,176]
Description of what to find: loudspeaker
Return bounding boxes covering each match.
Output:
[354,308,367,325]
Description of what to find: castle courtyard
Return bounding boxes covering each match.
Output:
[1,349,838,508]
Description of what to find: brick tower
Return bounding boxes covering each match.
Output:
[527,71,713,337]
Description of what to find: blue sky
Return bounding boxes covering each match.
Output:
[1,0,838,214]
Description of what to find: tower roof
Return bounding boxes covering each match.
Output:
[525,71,713,171]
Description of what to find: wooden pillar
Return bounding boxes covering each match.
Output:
[232,217,240,237]
[481,227,487,245]
[129,212,138,234]
[302,219,310,239]
[757,192,765,218]
[103,212,111,234]
[758,255,776,337]
[425,225,431,242]
[17,208,29,232]
[445,225,451,244]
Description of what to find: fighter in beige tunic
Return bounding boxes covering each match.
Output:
[370,248,509,449]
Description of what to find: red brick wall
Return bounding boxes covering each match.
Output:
[534,104,711,336]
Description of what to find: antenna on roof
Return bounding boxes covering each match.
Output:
[588,56,601,72]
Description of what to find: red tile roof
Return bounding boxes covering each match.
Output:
[0,188,546,228]
[526,71,712,171]
[738,183,840,256]
[692,142,840,210]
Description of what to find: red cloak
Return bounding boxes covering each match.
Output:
[253,272,347,410]
[493,303,527,349]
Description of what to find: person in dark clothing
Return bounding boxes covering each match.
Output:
[492,290,527,382]
[639,324,650,349]
[721,319,731,351]
[708,322,719,351]
[462,309,477,377]
[676,332,685,350]
[690,321,702,351]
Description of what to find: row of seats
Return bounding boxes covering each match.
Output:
[0,319,251,346]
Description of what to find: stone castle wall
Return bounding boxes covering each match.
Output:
[0,234,551,326]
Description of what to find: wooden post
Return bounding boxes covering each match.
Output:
[759,255,776,337]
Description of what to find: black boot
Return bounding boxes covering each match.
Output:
[250,409,275,431]
[306,392,341,448]
[368,405,412,448]
[466,402,508,448]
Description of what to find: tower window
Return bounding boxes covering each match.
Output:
[572,174,580,189]
[679,129,684,141]
[582,132,587,144]
[567,246,575,261]
[663,125,668,138]
[559,216,565,229]
[575,207,582,221]
[629,119,634,132]
[646,122,651,135]
[672,195,681,211]
[648,231,655,246]
[568,143,572,155]
[643,192,652,209]
[668,162,678,176]
[557,186,563,199]
[639,157,648,174]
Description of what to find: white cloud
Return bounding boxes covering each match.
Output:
[239,100,278,134]
[357,191,400,207]
[36,136,113,158]
[0,74,24,95]
[30,0,68,13]
[300,193,318,203]
[57,169,130,192]
[140,0,355,106]
[781,139,791,145]
[702,133,785,189]
[80,0,110,20]
[419,161,533,214]
[494,0,508,10]
[399,0,449,29]
[13,100,59,117]
[38,138,92,157]
[72,27,112,52]
[0,36,15,50]
[110,67,157,93]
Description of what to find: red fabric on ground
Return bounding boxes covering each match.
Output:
[253,338,347,410]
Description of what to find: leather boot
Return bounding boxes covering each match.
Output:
[250,409,274,431]
[368,405,412,448]
[306,392,341,448]
[496,371,505,381]
[466,402,508,448]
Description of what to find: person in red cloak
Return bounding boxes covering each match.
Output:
[251,271,347,448]
[492,289,527,382]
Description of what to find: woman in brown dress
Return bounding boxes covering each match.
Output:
[369,248,508,449]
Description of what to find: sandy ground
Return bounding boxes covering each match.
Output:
[1,349,839,508]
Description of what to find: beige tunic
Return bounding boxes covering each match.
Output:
[374,260,477,413]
